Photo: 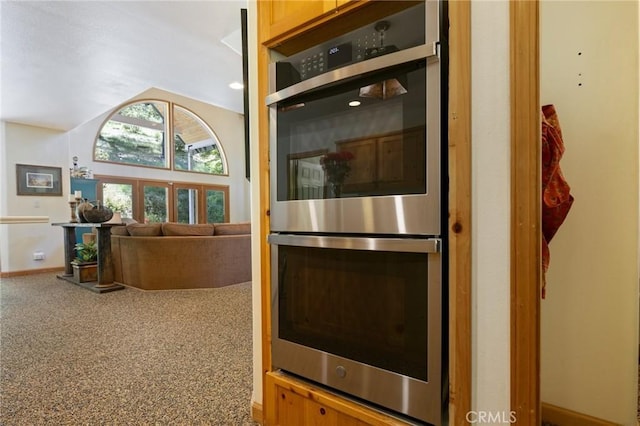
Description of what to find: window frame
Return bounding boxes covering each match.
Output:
[93,99,229,176]
[95,175,230,224]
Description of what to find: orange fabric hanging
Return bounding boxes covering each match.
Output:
[541,104,574,298]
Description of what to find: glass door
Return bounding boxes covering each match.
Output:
[95,176,229,225]
[101,181,134,220]
[174,184,199,224]
[205,188,226,223]
[173,184,228,224]
[141,182,170,223]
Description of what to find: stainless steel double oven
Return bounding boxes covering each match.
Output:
[266,2,446,424]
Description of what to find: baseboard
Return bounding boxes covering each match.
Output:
[0,267,64,278]
[541,402,621,426]
[251,401,263,425]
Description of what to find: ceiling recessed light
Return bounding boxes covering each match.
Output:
[229,82,244,90]
[348,100,361,107]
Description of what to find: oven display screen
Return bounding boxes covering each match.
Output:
[327,42,352,69]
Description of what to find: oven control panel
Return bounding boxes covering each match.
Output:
[295,31,391,80]
[275,2,426,89]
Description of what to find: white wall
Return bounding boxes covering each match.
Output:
[540,1,639,424]
[0,123,71,272]
[0,89,250,274]
[471,0,512,418]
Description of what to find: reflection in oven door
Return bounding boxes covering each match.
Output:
[269,234,443,425]
[279,244,428,380]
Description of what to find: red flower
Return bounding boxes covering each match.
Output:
[320,151,354,185]
[320,151,354,165]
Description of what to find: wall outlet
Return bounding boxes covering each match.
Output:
[33,251,45,261]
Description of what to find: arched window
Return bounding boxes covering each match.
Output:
[94,100,227,175]
[172,105,226,174]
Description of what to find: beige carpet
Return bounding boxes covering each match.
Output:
[0,272,257,425]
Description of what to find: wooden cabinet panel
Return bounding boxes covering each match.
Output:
[264,0,336,42]
[377,128,425,192]
[337,127,425,195]
[260,1,420,56]
[377,135,405,183]
[276,387,306,425]
[339,138,377,191]
[266,371,410,426]
[304,398,339,425]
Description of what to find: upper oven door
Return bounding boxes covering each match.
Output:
[268,43,441,236]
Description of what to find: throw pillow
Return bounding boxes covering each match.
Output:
[126,223,163,236]
[213,222,251,235]
[161,222,215,236]
[110,226,130,236]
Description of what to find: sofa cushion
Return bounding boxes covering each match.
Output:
[214,222,251,235]
[161,222,215,236]
[110,225,130,236]
[126,223,163,236]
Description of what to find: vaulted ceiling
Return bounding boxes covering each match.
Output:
[0,0,248,132]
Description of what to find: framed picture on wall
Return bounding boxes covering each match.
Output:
[16,164,63,196]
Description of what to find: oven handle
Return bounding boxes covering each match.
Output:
[266,42,438,106]
[268,234,440,254]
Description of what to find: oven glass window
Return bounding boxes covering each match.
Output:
[278,245,428,381]
[275,63,427,201]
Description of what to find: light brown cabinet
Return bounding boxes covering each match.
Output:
[265,372,408,426]
[259,1,418,56]
[337,127,426,195]
[262,0,336,43]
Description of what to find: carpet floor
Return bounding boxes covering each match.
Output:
[0,272,257,425]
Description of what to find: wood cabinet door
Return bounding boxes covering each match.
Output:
[337,138,377,193]
[304,399,339,425]
[265,0,336,41]
[376,134,405,184]
[336,0,354,7]
[376,127,425,192]
[275,387,306,426]
[336,127,426,195]
[266,371,411,426]
[276,386,370,426]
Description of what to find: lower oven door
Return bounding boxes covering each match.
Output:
[268,234,443,425]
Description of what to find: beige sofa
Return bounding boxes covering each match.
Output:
[110,222,251,290]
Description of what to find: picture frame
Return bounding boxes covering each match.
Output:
[16,164,62,196]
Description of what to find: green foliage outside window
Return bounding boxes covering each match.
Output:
[174,136,224,174]
[144,186,168,223]
[207,190,225,223]
[95,102,167,168]
[94,100,226,176]
[103,183,133,219]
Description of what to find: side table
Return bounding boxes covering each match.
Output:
[52,222,125,293]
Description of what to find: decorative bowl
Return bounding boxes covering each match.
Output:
[82,206,114,223]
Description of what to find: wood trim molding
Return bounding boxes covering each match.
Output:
[257,1,273,423]
[0,267,64,278]
[541,403,621,426]
[0,216,49,224]
[251,401,264,425]
[447,1,472,424]
[510,1,541,424]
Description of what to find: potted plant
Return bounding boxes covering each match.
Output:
[71,240,98,282]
